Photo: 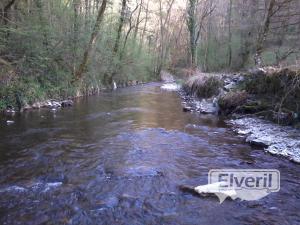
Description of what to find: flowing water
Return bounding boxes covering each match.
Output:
[0,83,299,225]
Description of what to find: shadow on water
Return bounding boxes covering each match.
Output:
[0,83,299,224]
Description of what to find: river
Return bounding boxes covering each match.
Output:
[0,83,299,224]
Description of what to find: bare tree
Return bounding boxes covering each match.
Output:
[156,0,175,75]
[187,0,215,68]
[254,0,276,66]
[0,0,17,25]
[133,0,143,40]
[121,2,141,57]
[227,0,233,67]
[73,0,80,74]
[74,0,107,81]
[139,0,149,50]
[187,0,198,67]
[113,0,127,54]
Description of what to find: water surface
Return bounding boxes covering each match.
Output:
[0,83,299,224]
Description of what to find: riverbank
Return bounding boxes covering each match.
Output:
[1,80,147,116]
[229,117,300,163]
[178,67,300,163]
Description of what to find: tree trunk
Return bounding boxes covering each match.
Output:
[187,0,197,68]
[73,0,80,75]
[156,0,175,75]
[254,0,275,67]
[228,0,232,67]
[121,3,140,58]
[85,0,88,26]
[74,0,107,81]
[133,0,143,41]
[1,0,17,25]
[1,0,17,38]
[113,0,127,54]
[139,0,149,50]
[36,0,49,51]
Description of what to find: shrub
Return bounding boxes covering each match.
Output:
[218,91,248,114]
[183,75,222,98]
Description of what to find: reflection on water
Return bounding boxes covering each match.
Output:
[0,83,299,225]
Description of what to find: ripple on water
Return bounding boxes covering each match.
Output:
[97,128,217,181]
[1,83,300,225]
[0,182,62,194]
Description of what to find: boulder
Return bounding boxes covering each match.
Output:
[4,107,16,115]
[61,100,74,107]
[32,102,41,109]
[51,101,61,108]
[224,82,236,91]
[21,103,32,111]
[44,101,52,108]
[196,99,219,114]
[183,106,192,112]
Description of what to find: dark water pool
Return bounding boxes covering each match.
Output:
[0,83,299,224]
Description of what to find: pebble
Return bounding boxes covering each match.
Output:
[183,106,192,112]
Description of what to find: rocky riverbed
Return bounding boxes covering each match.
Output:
[162,69,300,164]
[4,99,74,115]
[229,117,300,163]
[179,93,300,163]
